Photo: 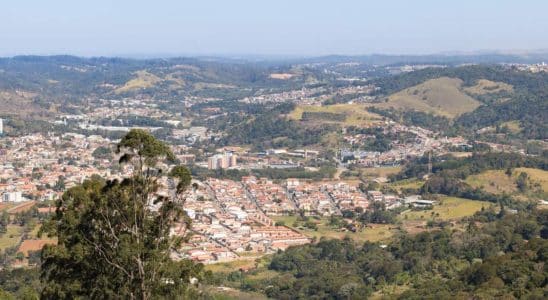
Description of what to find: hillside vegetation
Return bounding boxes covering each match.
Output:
[466,167,548,200]
[288,103,383,126]
[370,65,547,139]
[463,79,513,95]
[378,77,481,118]
[0,90,44,116]
[114,70,163,94]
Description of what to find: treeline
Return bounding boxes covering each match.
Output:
[367,107,454,134]
[190,165,336,181]
[247,209,548,299]
[0,55,326,104]
[253,166,336,180]
[97,115,175,128]
[394,152,548,182]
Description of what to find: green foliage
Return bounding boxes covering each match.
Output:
[0,268,40,299]
[516,172,529,192]
[393,152,547,205]
[117,129,176,166]
[253,166,337,180]
[359,201,398,224]
[219,103,338,150]
[368,107,453,133]
[259,209,548,299]
[371,65,548,139]
[40,131,202,299]
[91,146,112,160]
[301,111,346,122]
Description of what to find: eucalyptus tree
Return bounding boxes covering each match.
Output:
[40,129,201,299]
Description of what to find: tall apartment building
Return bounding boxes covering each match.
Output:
[0,118,3,135]
[208,152,238,170]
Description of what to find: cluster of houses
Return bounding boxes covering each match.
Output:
[341,123,474,167]
[176,179,310,264]
[176,177,420,264]
[0,133,115,203]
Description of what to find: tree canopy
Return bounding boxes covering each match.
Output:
[40,129,201,299]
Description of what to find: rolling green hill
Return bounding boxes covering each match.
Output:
[376,77,481,118]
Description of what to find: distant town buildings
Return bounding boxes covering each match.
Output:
[208,152,237,169]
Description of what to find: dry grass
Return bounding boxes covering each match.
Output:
[269,73,294,80]
[289,104,382,127]
[115,70,163,93]
[372,77,481,118]
[18,239,56,256]
[466,168,548,200]
[466,170,517,194]
[7,201,36,214]
[464,79,513,95]
[361,166,403,178]
[0,203,14,212]
[390,179,425,191]
[0,90,42,116]
[516,168,548,192]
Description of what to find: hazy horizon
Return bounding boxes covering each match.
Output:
[2,0,548,57]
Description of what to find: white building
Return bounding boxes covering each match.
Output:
[0,118,3,135]
[2,191,23,203]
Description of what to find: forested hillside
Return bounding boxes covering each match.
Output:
[370,65,548,139]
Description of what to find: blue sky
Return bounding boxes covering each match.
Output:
[1,0,547,57]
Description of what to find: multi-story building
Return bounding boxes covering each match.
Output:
[208,152,237,169]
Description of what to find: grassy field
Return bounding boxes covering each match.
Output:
[401,197,492,222]
[390,178,425,192]
[360,166,402,178]
[466,167,548,200]
[204,259,257,273]
[288,103,382,127]
[273,216,395,243]
[371,77,481,118]
[28,224,42,239]
[466,170,517,194]
[206,287,268,300]
[0,225,24,250]
[516,168,548,192]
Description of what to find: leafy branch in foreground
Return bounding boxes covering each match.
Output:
[40,129,202,299]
